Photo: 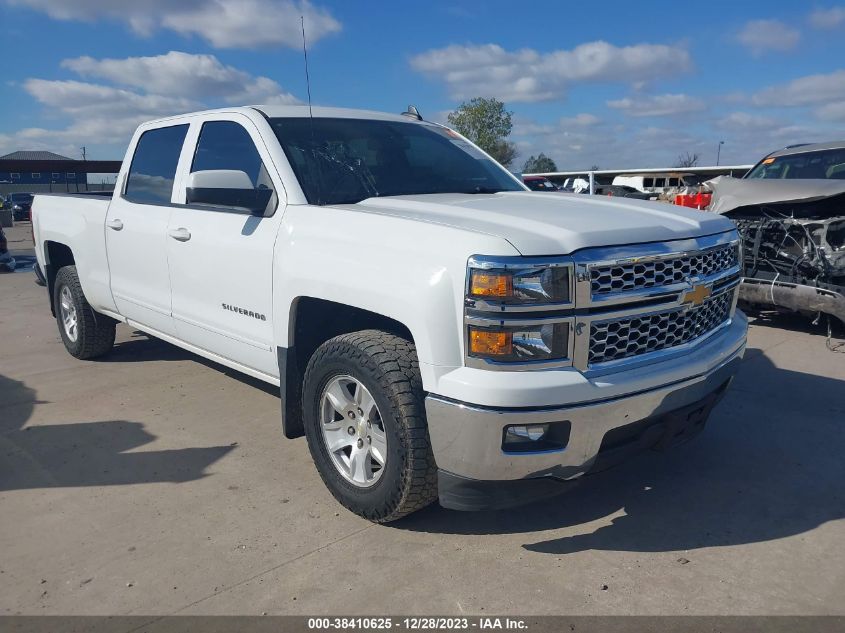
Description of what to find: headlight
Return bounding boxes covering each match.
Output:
[465,256,575,368]
[467,322,570,362]
[13,205,21,210]
[466,257,572,306]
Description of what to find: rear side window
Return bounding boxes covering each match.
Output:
[124,124,189,204]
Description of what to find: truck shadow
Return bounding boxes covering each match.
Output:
[398,351,845,555]
[745,309,844,340]
[0,373,235,491]
[106,330,278,396]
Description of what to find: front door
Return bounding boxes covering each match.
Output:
[166,117,281,377]
[106,123,190,336]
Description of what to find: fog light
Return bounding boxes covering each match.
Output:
[502,421,571,454]
[505,424,549,442]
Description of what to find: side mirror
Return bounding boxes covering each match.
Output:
[186,170,273,215]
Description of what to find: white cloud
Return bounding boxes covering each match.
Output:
[607,93,706,117]
[716,111,782,132]
[6,0,340,49]
[0,52,300,156]
[560,113,601,127]
[816,101,845,121]
[24,79,198,120]
[808,6,845,29]
[752,69,845,107]
[62,52,298,104]
[410,41,692,103]
[512,113,600,138]
[736,19,800,56]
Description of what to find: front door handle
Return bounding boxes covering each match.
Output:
[168,227,192,242]
[106,219,123,231]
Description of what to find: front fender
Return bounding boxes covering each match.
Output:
[272,205,518,390]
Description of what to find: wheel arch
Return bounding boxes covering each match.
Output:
[278,297,417,439]
[43,241,76,316]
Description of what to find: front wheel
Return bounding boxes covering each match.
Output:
[54,265,116,359]
[302,330,438,522]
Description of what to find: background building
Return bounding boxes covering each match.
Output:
[0,151,84,186]
[0,151,121,196]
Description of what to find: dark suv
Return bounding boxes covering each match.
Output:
[9,192,34,221]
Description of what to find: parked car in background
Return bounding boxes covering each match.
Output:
[709,140,845,324]
[32,105,746,522]
[594,185,657,200]
[613,174,695,196]
[523,175,560,191]
[562,176,590,193]
[0,226,15,271]
[9,192,34,221]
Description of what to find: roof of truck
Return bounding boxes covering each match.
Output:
[145,105,429,126]
[768,141,845,157]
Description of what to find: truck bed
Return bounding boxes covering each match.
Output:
[32,193,116,317]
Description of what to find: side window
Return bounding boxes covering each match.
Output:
[125,124,189,204]
[643,177,653,188]
[190,120,276,213]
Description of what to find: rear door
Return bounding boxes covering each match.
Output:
[165,115,283,377]
[106,124,190,336]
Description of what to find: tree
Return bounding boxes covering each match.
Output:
[589,164,601,171]
[491,140,518,168]
[675,152,699,168]
[523,153,558,173]
[447,97,518,167]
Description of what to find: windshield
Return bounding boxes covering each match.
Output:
[746,148,845,180]
[11,193,33,202]
[270,117,523,205]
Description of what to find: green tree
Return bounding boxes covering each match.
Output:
[523,153,558,173]
[447,97,518,167]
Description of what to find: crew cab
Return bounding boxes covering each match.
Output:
[32,106,747,522]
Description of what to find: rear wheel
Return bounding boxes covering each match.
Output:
[54,265,116,359]
[302,330,438,522]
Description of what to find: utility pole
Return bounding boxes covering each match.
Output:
[716,140,724,166]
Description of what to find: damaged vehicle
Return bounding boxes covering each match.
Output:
[709,141,845,324]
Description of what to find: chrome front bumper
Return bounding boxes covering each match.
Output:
[425,323,746,491]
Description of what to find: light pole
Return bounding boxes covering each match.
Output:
[716,140,725,166]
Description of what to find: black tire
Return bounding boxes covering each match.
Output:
[302,330,438,522]
[53,265,116,359]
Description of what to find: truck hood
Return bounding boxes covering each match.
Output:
[708,176,845,216]
[333,192,734,255]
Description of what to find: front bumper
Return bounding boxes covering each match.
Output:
[425,318,746,511]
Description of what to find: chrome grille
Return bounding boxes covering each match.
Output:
[589,291,733,365]
[590,243,738,296]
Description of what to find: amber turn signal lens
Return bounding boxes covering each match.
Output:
[470,271,513,298]
[469,328,513,356]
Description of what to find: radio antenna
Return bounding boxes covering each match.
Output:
[300,15,323,204]
[301,16,314,119]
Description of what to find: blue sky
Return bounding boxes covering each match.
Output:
[1,0,843,170]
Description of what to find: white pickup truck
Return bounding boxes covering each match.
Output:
[32,105,747,522]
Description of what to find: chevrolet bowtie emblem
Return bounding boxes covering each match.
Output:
[682,284,712,307]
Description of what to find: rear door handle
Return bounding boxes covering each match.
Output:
[168,227,191,242]
[106,219,124,231]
